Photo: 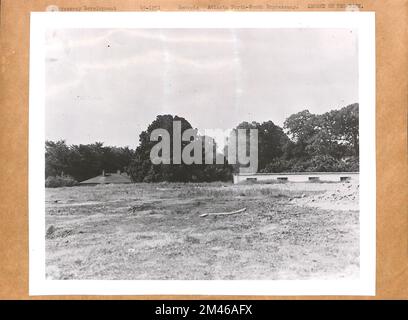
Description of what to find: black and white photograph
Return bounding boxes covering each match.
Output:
[29,12,376,295]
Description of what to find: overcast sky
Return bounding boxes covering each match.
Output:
[45,28,358,148]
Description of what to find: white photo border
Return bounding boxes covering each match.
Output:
[29,12,376,296]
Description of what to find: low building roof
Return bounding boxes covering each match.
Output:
[79,173,132,184]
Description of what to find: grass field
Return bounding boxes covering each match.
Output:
[45,181,359,280]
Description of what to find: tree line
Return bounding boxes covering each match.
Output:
[45,103,359,186]
[261,103,359,173]
[45,141,135,185]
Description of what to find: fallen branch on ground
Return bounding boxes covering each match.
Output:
[199,207,246,217]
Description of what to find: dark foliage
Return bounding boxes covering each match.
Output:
[45,103,359,184]
[127,115,232,182]
[45,175,78,188]
[45,141,135,182]
[226,120,290,173]
[229,103,359,174]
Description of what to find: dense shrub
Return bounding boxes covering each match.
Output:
[342,156,359,172]
[45,140,135,182]
[262,155,359,173]
[300,155,348,172]
[45,175,78,188]
[260,159,295,173]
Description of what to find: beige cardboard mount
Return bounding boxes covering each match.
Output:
[0,0,407,299]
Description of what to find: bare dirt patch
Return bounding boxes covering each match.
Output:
[292,181,359,211]
[45,182,359,280]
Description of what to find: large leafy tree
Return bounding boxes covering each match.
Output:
[127,115,232,182]
[283,103,359,160]
[284,110,318,143]
[228,120,290,172]
[331,103,359,156]
[45,140,71,177]
[68,142,104,180]
[128,114,193,182]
